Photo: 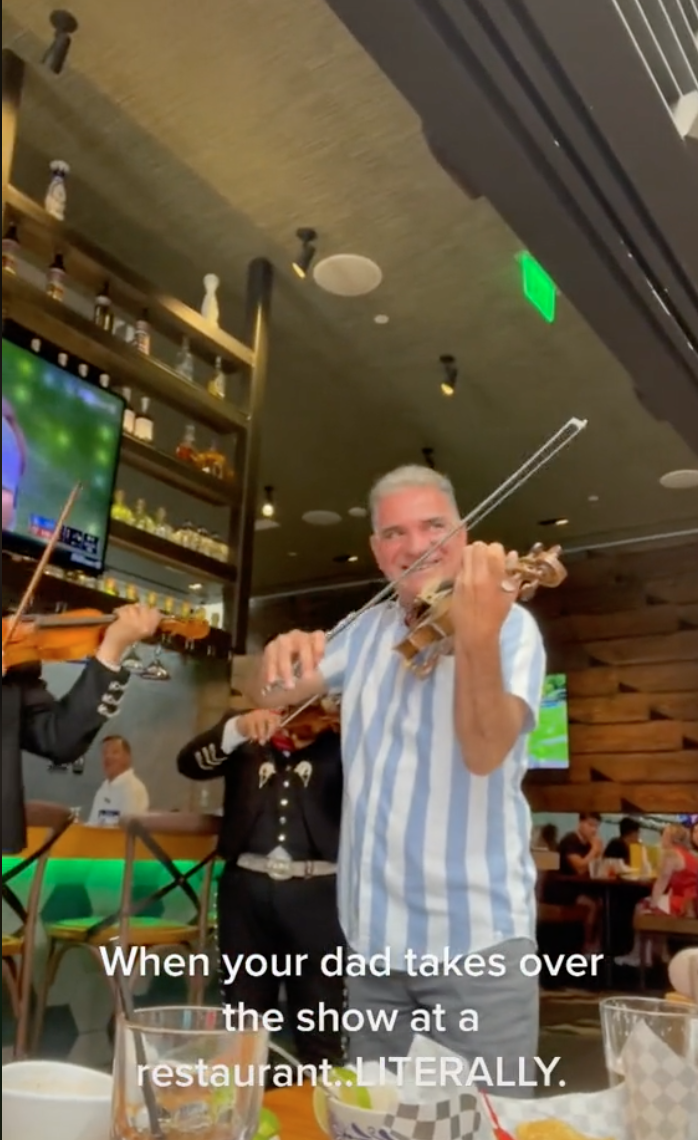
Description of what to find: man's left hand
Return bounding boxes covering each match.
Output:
[451,542,519,647]
[98,604,162,666]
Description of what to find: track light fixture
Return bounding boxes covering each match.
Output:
[292,228,317,279]
[439,354,457,397]
[42,10,78,74]
[261,486,275,518]
[422,447,436,469]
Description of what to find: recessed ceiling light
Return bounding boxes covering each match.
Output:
[302,510,342,526]
[333,553,359,563]
[659,469,698,490]
[348,555,359,563]
[348,506,368,518]
[255,518,280,531]
[288,551,297,557]
[588,494,599,502]
[313,254,382,296]
[538,517,569,527]
[374,314,389,325]
[189,583,203,591]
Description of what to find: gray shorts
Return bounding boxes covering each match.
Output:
[345,937,539,1098]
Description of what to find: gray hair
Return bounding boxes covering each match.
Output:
[368,465,459,531]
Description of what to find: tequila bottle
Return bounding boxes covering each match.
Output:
[154,507,173,541]
[94,281,113,332]
[197,438,226,479]
[174,336,194,381]
[133,499,155,532]
[134,309,151,354]
[120,387,135,435]
[134,397,154,443]
[207,356,226,399]
[46,253,66,301]
[175,423,197,463]
[111,490,134,524]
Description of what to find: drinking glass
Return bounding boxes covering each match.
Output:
[600,995,698,1086]
[110,1006,269,1140]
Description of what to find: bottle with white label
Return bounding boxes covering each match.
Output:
[134,309,151,355]
[134,396,154,443]
[120,387,135,434]
[175,336,194,381]
[46,253,66,301]
[94,281,113,332]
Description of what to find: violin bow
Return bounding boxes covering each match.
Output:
[2,482,82,652]
[270,416,587,728]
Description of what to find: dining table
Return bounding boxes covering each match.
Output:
[265,1084,325,1139]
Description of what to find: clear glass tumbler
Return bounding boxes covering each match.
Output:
[600,995,697,1086]
[110,1006,269,1140]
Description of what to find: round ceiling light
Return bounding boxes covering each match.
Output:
[374,314,389,325]
[348,506,368,518]
[659,469,698,490]
[313,254,382,297]
[255,518,280,531]
[302,510,342,526]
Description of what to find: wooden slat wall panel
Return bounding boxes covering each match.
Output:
[528,540,698,815]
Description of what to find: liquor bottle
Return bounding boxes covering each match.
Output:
[174,336,194,381]
[94,281,113,332]
[99,372,110,388]
[120,386,136,435]
[134,396,154,443]
[207,356,226,399]
[110,490,134,524]
[154,507,173,541]
[134,309,151,354]
[2,223,20,275]
[44,160,70,220]
[78,363,89,378]
[175,423,197,464]
[197,438,226,480]
[133,499,155,532]
[46,253,66,301]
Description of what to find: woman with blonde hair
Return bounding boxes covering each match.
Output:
[616,822,698,967]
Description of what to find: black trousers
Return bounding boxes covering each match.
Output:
[217,863,346,1065]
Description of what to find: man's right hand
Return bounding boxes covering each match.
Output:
[590,836,604,858]
[262,629,326,690]
[236,708,283,743]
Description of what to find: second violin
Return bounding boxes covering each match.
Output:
[2,608,210,671]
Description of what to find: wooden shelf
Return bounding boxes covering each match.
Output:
[1,553,232,660]
[108,520,237,585]
[119,435,235,507]
[2,271,249,436]
[5,186,253,371]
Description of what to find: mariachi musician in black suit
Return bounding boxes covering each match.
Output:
[2,604,161,854]
[177,698,346,1065]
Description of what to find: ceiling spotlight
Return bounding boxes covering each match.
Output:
[189,583,203,591]
[374,314,390,325]
[42,10,79,74]
[422,447,436,470]
[659,469,698,490]
[538,517,569,527]
[292,228,318,279]
[261,485,275,518]
[439,354,457,397]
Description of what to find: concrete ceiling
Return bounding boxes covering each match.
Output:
[3,0,698,602]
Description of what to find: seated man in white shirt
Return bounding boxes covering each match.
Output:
[88,735,149,825]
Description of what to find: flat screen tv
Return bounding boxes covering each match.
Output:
[528,673,569,770]
[2,322,124,575]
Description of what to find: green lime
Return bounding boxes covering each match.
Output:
[312,1085,330,1133]
[254,1107,280,1139]
[328,1067,371,1110]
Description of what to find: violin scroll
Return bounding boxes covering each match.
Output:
[395,543,566,676]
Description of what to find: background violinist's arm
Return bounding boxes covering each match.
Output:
[245,628,344,708]
[17,658,130,764]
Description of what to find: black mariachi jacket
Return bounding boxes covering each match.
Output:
[2,658,130,853]
[177,717,343,864]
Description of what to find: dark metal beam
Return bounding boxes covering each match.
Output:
[2,48,24,229]
[226,257,273,652]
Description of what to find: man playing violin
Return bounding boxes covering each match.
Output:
[2,603,161,854]
[177,698,346,1067]
[249,465,546,1097]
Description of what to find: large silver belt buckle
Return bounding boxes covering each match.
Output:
[266,857,293,881]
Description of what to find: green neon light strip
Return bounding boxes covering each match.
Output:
[518,252,557,323]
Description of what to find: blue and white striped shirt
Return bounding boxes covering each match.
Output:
[318,601,546,963]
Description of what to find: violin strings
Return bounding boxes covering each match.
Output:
[273,416,587,730]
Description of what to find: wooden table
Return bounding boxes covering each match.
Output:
[265,1085,324,1139]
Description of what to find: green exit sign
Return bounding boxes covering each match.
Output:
[518,252,557,322]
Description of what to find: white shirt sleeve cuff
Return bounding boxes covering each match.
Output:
[221,718,247,754]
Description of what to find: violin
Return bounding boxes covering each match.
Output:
[1,608,210,670]
[271,698,341,751]
[395,543,566,676]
